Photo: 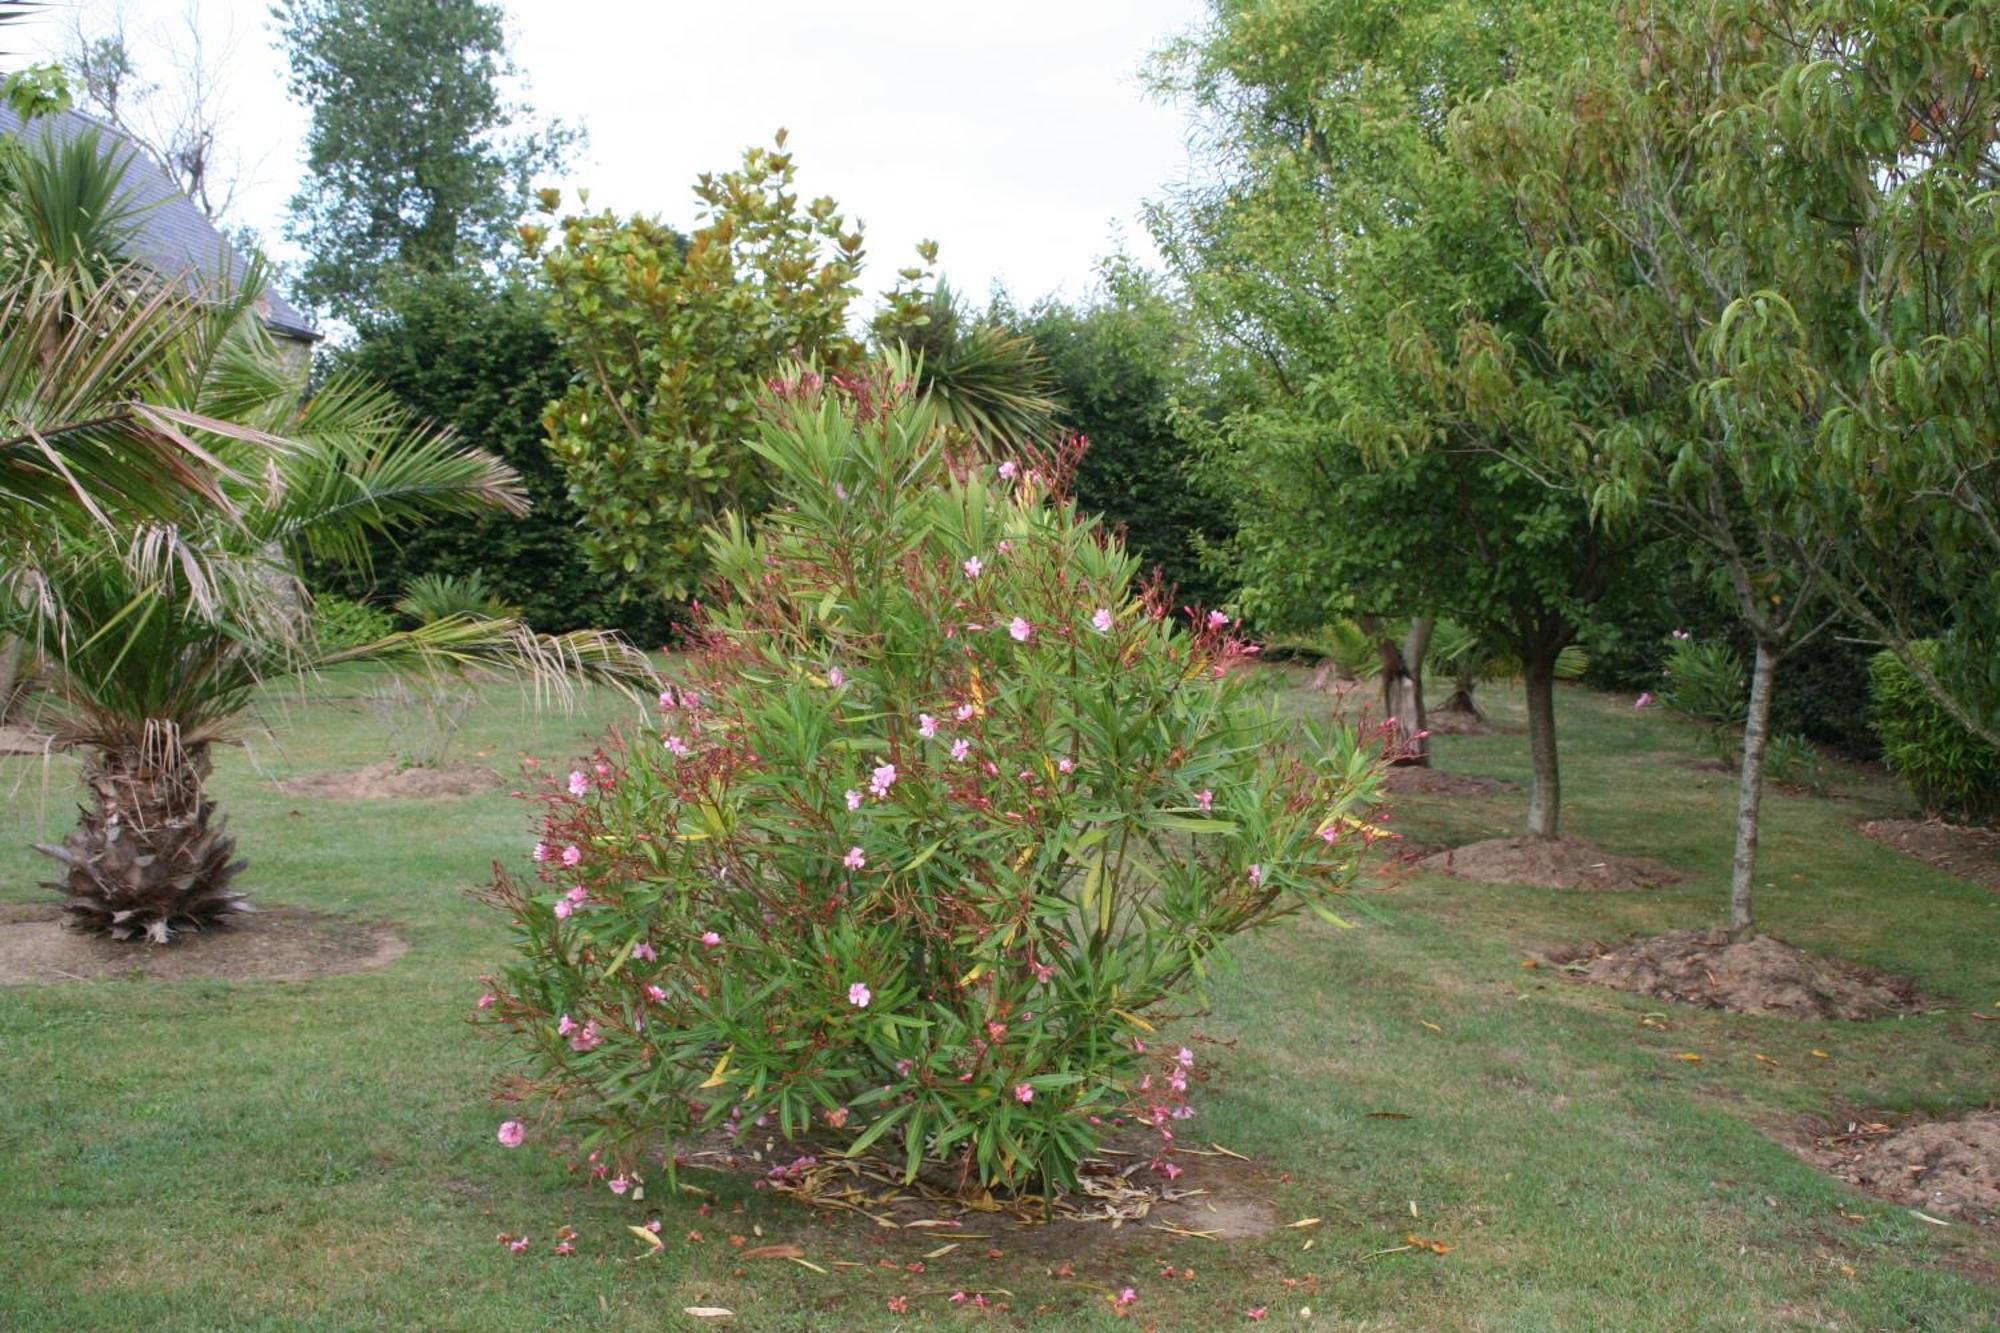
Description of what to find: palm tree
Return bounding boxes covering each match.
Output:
[5,127,655,942]
[874,277,1057,450]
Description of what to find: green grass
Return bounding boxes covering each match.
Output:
[1,671,1994,1330]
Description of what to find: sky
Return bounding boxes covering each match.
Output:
[15,0,1210,308]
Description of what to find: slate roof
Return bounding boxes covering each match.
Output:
[0,101,317,342]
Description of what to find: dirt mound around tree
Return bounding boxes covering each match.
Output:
[0,903,406,984]
[274,759,501,799]
[1802,1113,2000,1223]
[1382,766,1513,797]
[1423,707,1495,736]
[1862,818,2000,894]
[1551,929,1922,1019]
[1420,836,1680,890]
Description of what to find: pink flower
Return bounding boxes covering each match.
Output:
[1247,1307,1268,1321]
[565,884,588,904]
[560,844,582,867]
[1635,692,1654,709]
[848,981,872,1008]
[1671,628,1692,640]
[645,984,667,1002]
[1196,789,1213,812]
[998,460,1018,480]
[632,941,657,962]
[570,1021,603,1052]
[1115,1287,1137,1309]
[956,703,975,721]
[1207,609,1230,630]
[557,1014,575,1036]
[701,930,721,947]
[868,763,898,798]
[608,1175,630,1195]
[962,555,984,578]
[476,993,495,1010]
[1015,1083,1035,1103]
[567,769,589,797]
[553,899,573,919]
[497,1120,525,1148]
[664,734,692,757]
[844,788,862,811]
[531,841,548,863]
[658,689,677,710]
[1247,863,1263,886]
[918,713,938,738]
[1320,825,1341,845]
[1057,756,1075,774]
[950,738,971,762]
[554,1241,574,1256]
[1009,617,1032,642]
[828,666,844,687]
[1031,960,1054,982]
[509,1237,530,1253]
[844,846,866,870]
[1176,1046,1194,1067]
[833,481,848,500]
[1091,607,1113,633]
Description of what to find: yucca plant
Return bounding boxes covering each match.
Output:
[873,270,1057,449]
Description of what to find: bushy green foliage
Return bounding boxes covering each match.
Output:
[396,571,515,626]
[482,363,1384,1194]
[525,133,865,603]
[1870,644,2000,820]
[1023,260,1234,611]
[1765,733,1828,796]
[310,595,397,652]
[327,268,672,645]
[1660,637,1747,758]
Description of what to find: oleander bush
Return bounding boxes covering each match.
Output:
[481,361,1386,1196]
[1869,643,2000,820]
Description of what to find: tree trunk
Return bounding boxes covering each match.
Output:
[1727,640,1779,943]
[35,739,247,942]
[1522,645,1561,841]
[1379,617,1434,765]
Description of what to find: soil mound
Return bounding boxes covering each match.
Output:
[0,903,406,984]
[1807,1113,2000,1223]
[1862,818,2000,895]
[1423,707,1494,737]
[1554,929,1921,1019]
[275,759,500,799]
[1420,836,1680,890]
[1383,766,1513,797]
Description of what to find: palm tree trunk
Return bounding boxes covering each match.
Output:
[37,738,247,942]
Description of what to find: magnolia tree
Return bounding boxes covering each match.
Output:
[481,362,1386,1193]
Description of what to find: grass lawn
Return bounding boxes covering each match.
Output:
[1,668,1994,1330]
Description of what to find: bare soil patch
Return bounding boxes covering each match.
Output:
[680,1129,1280,1256]
[1420,836,1681,891]
[1797,1112,2000,1224]
[274,759,501,799]
[0,725,55,756]
[1382,766,1513,797]
[1423,707,1494,737]
[1862,818,2000,895]
[0,902,406,984]
[1548,929,1922,1019]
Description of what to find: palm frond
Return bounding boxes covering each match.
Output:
[321,615,658,710]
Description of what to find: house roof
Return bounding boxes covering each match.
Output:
[0,101,318,342]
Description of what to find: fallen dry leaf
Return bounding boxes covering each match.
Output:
[1420,1020,1443,1033]
[1287,1218,1323,1230]
[739,1244,804,1261]
[1754,1053,1779,1066]
[1405,1233,1452,1255]
[682,1309,733,1320]
[1810,1049,1829,1059]
[1674,1052,1703,1063]
[629,1226,664,1251]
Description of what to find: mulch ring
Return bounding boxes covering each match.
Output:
[1380,765,1514,797]
[1420,836,1682,891]
[0,903,407,984]
[274,759,502,799]
[1544,929,1923,1020]
[680,1129,1281,1257]
[1422,707,1495,737]
[1861,818,2000,895]
[1794,1111,2000,1225]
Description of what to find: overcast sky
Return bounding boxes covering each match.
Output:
[16,0,1208,307]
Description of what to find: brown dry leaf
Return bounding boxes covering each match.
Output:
[682,1309,733,1320]
[1519,959,1539,969]
[787,1256,829,1274]
[1287,1218,1323,1230]
[1673,1052,1703,1063]
[629,1226,664,1251]
[1753,1053,1779,1066]
[923,1243,960,1259]
[1810,1049,1829,1059]
[1210,1143,1250,1161]
[1405,1233,1452,1255]
[1420,1020,1443,1033]
[739,1244,805,1261]
[1840,1264,1856,1278]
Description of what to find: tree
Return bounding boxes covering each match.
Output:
[1149,0,1626,824]
[324,266,673,645]
[1022,258,1238,612]
[272,0,575,319]
[1450,0,1886,939]
[527,133,865,604]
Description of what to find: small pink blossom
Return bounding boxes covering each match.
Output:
[632,941,657,962]
[1176,1046,1194,1067]
[1031,960,1054,982]
[1635,691,1654,709]
[497,1120,525,1148]
[1115,1287,1138,1310]
[1009,616,1032,642]
[962,555,984,578]
[645,984,667,1002]
[1015,1083,1035,1103]
[565,884,588,904]
[868,763,898,798]
[569,1021,603,1052]
[1207,609,1231,630]
[567,769,589,797]
[1247,1306,1268,1321]
[848,981,873,1008]
[476,992,495,1010]
[1057,756,1075,774]
[1671,628,1692,640]
[531,841,549,863]
[833,481,847,500]
[828,666,845,688]
[553,899,573,919]
[1196,789,1213,812]
[844,788,863,811]
[509,1237,530,1253]
[701,930,721,947]
[664,734,692,757]
[998,460,1018,480]
[1091,607,1113,633]
[554,1241,574,1256]
[843,845,866,870]
[608,1175,630,1195]
[918,712,938,738]
[950,738,971,762]
[557,1014,575,1036]
[1248,863,1263,886]
[956,703,975,721]
[560,844,582,867]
